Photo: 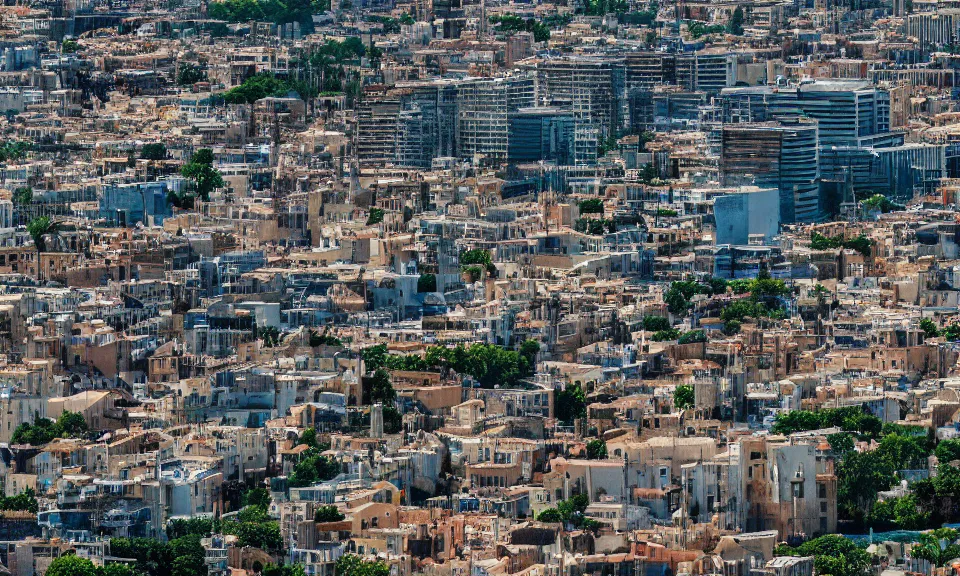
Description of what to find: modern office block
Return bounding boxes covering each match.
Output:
[721,118,821,223]
[457,75,536,164]
[507,107,575,165]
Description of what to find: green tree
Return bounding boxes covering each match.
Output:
[223,73,308,104]
[27,216,61,254]
[417,273,437,293]
[171,556,202,576]
[382,405,403,433]
[12,186,32,206]
[258,326,281,347]
[335,555,390,576]
[642,316,671,332]
[912,528,960,567]
[243,487,271,509]
[827,432,854,455]
[537,508,562,522]
[704,277,728,295]
[309,330,341,347]
[722,320,741,335]
[489,14,551,41]
[578,198,604,214]
[773,406,883,439]
[176,63,208,86]
[180,148,224,203]
[664,281,712,315]
[728,279,752,293]
[0,488,38,513]
[46,555,99,576]
[811,232,872,257]
[651,328,680,341]
[366,208,384,225]
[727,5,743,34]
[586,439,607,460]
[875,433,929,470]
[460,249,491,266]
[400,342,537,387]
[361,344,388,372]
[519,340,540,370]
[674,384,694,410]
[12,411,87,445]
[263,565,307,576]
[100,564,138,576]
[937,439,960,464]
[867,494,930,530]
[221,518,283,551]
[58,411,88,436]
[208,0,315,28]
[677,330,706,344]
[62,40,81,53]
[369,369,396,403]
[141,143,167,160]
[750,277,788,304]
[315,505,345,522]
[810,232,843,250]
[299,427,318,448]
[687,20,725,37]
[288,456,320,487]
[772,410,824,435]
[775,535,871,576]
[167,517,213,539]
[107,537,171,576]
[862,194,903,214]
[555,382,586,424]
[556,493,590,525]
[237,504,270,523]
[0,141,29,162]
[837,449,896,523]
[580,517,601,533]
[921,318,940,338]
[945,324,960,341]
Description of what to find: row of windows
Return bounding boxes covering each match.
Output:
[471,475,508,488]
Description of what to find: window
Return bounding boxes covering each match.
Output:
[818,483,826,499]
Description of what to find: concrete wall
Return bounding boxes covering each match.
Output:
[714,187,780,246]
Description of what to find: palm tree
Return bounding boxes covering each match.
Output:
[912,528,960,568]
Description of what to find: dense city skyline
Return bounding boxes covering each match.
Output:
[0,1,953,576]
